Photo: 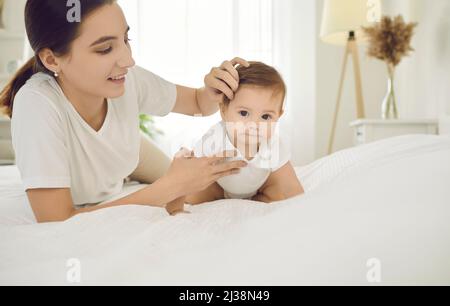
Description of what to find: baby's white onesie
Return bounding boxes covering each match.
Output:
[192,121,290,199]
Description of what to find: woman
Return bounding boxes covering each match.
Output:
[0,0,248,223]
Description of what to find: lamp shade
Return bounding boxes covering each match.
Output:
[320,0,381,45]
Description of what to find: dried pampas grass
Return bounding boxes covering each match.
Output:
[363,15,418,67]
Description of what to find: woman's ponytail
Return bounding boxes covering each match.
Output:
[0,57,36,118]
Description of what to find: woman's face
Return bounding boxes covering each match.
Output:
[57,3,135,99]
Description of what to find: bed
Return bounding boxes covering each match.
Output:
[0,134,449,285]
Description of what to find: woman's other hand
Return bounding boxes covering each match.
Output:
[165,148,247,197]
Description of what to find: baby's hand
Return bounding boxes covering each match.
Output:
[166,196,190,216]
[170,209,191,216]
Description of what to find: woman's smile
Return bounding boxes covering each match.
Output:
[107,75,126,85]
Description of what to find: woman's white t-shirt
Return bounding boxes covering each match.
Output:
[11,66,177,206]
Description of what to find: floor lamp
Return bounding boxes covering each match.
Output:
[320,0,380,154]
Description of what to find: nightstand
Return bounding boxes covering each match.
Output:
[350,119,439,146]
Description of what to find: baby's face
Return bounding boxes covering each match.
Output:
[220,86,284,146]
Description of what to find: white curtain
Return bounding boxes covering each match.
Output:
[118,0,273,156]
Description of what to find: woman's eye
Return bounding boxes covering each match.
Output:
[239,111,249,117]
[97,36,131,55]
[262,114,272,120]
[97,47,112,55]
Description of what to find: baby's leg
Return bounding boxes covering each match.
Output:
[166,196,189,216]
[185,182,224,205]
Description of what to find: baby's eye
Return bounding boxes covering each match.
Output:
[261,114,272,120]
[239,111,249,117]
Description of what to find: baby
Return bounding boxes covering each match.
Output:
[166,62,304,214]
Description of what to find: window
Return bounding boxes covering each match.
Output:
[119,0,273,156]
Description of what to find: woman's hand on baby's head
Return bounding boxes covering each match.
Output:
[204,57,250,101]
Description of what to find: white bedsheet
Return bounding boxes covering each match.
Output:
[0,135,449,285]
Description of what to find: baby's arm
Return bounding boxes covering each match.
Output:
[185,182,224,205]
[252,162,304,203]
[166,177,226,213]
[166,196,189,215]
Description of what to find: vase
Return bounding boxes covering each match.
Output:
[381,64,398,119]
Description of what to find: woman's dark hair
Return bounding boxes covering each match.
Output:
[0,0,116,118]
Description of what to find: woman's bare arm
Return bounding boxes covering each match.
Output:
[27,176,183,223]
[27,152,246,223]
[27,188,76,223]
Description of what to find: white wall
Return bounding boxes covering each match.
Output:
[384,0,450,119]
[272,0,317,166]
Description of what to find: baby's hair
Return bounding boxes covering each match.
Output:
[223,61,286,107]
